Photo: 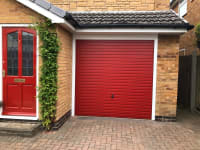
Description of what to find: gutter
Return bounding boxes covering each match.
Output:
[72,23,194,30]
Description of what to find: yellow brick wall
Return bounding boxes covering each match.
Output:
[156,35,179,117]
[55,25,72,121]
[179,0,200,55]
[49,0,169,11]
[0,0,43,24]
[172,0,200,56]
[154,0,170,11]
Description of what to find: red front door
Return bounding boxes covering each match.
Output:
[2,27,36,116]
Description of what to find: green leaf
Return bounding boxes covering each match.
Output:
[34,19,60,130]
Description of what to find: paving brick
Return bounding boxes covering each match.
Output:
[0,116,199,150]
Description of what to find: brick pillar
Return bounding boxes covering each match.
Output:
[155,35,179,122]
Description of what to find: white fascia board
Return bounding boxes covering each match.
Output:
[76,28,187,34]
[60,21,76,33]
[74,34,158,40]
[16,0,75,32]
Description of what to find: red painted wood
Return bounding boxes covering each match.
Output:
[76,40,154,119]
[2,28,36,116]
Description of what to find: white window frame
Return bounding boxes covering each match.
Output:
[179,0,188,17]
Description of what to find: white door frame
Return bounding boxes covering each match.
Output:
[0,24,39,120]
[72,33,158,120]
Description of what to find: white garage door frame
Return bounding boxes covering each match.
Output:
[72,34,158,120]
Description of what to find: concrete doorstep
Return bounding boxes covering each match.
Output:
[0,120,42,137]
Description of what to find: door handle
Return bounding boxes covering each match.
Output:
[111,94,114,99]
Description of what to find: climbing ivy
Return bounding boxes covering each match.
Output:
[34,19,60,130]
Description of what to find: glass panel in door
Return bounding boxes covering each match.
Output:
[7,32,18,76]
[22,32,34,76]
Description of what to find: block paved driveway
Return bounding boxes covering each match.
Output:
[0,115,200,150]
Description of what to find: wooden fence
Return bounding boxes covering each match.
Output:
[196,56,200,110]
[178,53,200,111]
[178,55,192,109]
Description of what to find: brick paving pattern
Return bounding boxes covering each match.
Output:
[0,117,199,150]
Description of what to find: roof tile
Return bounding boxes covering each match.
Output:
[30,0,66,17]
[35,0,51,10]
[27,0,193,29]
[70,11,190,28]
[49,5,66,17]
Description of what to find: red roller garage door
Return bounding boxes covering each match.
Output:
[75,40,154,119]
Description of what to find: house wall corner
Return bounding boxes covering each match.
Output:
[55,25,73,121]
[155,35,180,121]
